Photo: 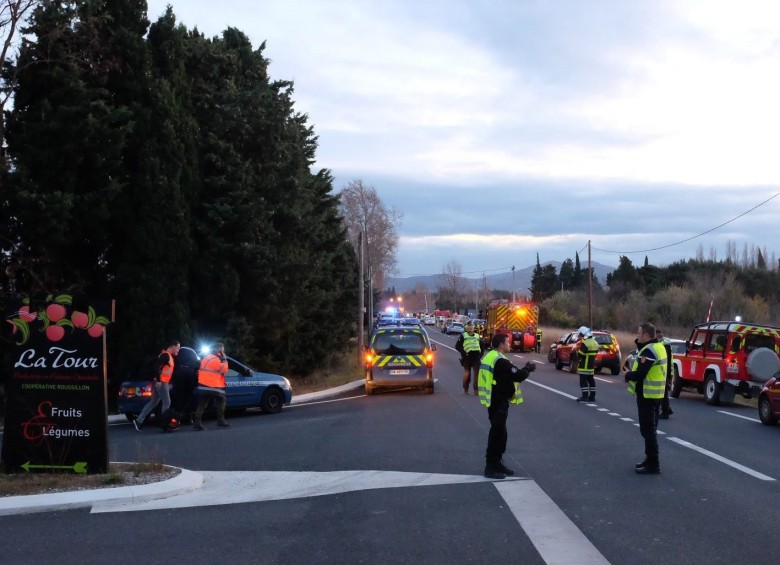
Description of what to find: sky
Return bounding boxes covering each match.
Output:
[146,0,780,279]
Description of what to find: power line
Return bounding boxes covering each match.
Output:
[394,265,512,277]
[593,191,779,255]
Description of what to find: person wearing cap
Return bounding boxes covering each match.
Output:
[478,333,536,479]
[625,322,667,474]
[656,328,674,419]
[575,326,599,402]
[456,322,484,395]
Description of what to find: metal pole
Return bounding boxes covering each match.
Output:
[358,231,365,366]
[588,240,593,329]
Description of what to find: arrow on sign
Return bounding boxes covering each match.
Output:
[21,461,88,474]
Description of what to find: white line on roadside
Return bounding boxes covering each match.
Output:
[495,480,610,565]
[717,410,761,424]
[667,437,775,481]
[526,379,775,481]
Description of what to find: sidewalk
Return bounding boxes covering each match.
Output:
[0,380,365,516]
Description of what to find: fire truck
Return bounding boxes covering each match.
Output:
[485,299,539,352]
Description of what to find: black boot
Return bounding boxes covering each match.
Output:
[498,460,515,476]
[484,464,507,479]
[635,458,660,474]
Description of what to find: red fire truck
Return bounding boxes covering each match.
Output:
[485,299,539,352]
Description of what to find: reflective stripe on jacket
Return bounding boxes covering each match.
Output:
[628,341,667,398]
[478,350,523,407]
[463,333,481,353]
[577,336,599,375]
[159,351,175,384]
[198,353,228,389]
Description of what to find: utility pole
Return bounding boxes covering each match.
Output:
[588,239,593,329]
[358,231,365,365]
[511,265,516,302]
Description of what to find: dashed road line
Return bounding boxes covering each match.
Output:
[717,410,760,423]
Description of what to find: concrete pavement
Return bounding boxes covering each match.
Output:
[0,380,365,516]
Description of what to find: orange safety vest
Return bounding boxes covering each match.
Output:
[159,351,175,384]
[198,353,228,389]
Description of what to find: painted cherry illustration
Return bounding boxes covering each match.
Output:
[71,311,89,329]
[18,305,37,322]
[87,324,105,338]
[46,303,67,322]
[46,325,66,342]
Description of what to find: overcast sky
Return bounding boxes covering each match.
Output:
[146,0,780,279]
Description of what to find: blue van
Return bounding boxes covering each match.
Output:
[365,327,436,395]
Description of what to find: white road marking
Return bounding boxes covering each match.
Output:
[594,376,613,383]
[608,412,621,417]
[528,379,775,481]
[495,480,610,565]
[667,437,775,481]
[717,410,761,423]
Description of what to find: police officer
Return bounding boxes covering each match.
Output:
[479,333,536,479]
[575,326,599,402]
[456,322,483,395]
[625,322,668,474]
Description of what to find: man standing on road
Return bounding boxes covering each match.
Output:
[574,327,599,402]
[625,322,668,474]
[656,328,674,419]
[134,340,180,432]
[456,322,483,395]
[192,343,230,431]
[478,333,536,479]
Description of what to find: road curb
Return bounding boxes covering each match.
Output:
[0,466,203,516]
[290,379,365,403]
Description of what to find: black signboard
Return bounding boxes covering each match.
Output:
[1,295,113,474]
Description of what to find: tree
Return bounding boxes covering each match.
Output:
[559,258,574,291]
[437,259,468,312]
[339,179,402,291]
[531,254,558,301]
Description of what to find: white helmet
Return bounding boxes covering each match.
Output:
[578,326,591,337]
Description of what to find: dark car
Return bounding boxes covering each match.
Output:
[758,374,780,425]
[117,346,293,421]
[365,327,436,395]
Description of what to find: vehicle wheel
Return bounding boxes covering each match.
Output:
[704,374,721,405]
[260,388,284,413]
[610,364,620,376]
[758,395,777,425]
[555,357,563,370]
[425,383,434,394]
[670,367,682,398]
[365,383,374,395]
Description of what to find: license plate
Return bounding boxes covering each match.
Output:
[389,369,410,375]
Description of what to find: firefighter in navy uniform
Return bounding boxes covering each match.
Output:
[625,322,668,474]
[479,333,536,479]
[575,327,599,402]
[456,322,483,395]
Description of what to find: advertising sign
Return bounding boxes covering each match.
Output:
[2,295,113,474]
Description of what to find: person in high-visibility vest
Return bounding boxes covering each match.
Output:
[625,322,668,474]
[456,322,484,395]
[574,326,599,402]
[478,333,536,479]
[134,340,181,432]
[193,342,230,431]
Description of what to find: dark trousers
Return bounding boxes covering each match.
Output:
[578,373,596,399]
[486,400,509,465]
[637,396,660,465]
[463,355,480,392]
[659,372,672,414]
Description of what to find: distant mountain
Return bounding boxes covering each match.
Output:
[386,261,614,294]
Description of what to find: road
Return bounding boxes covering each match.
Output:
[2,329,778,564]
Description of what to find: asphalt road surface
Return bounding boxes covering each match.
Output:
[2,329,778,564]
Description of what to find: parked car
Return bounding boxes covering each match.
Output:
[758,374,780,425]
[623,338,686,372]
[446,322,465,336]
[423,316,436,325]
[553,330,622,375]
[364,327,436,394]
[401,317,422,327]
[117,347,293,421]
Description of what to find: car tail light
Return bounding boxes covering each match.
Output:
[425,349,434,367]
[365,351,374,368]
